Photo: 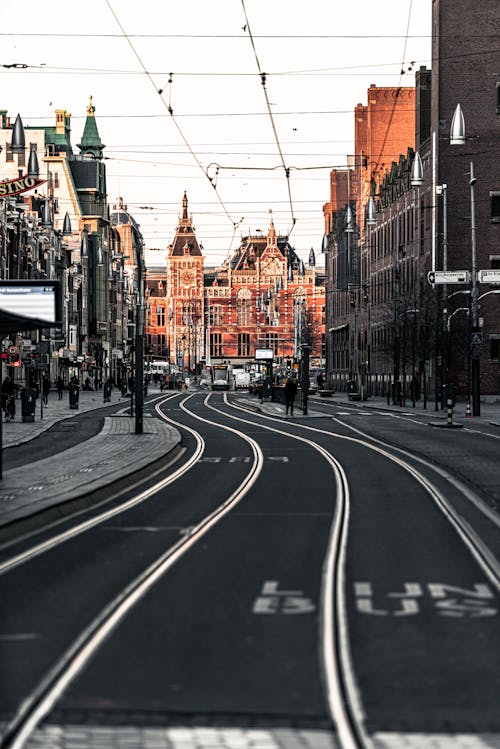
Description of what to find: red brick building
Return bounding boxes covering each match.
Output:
[323,85,416,395]
[145,194,325,374]
[324,0,500,403]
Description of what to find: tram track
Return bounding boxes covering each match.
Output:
[4,392,498,749]
[0,394,264,749]
[224,395,500,592]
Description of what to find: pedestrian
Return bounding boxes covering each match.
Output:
[56,375,64,400]
[42,375,51,406]
[317,371,324,390]
[284,376,298,416]
[2,375,16,419]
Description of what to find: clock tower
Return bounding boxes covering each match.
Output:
[167,193,205,373]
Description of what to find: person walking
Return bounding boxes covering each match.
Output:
[56,375,64,400]
[284,376,298,416]
[42,375,51,406]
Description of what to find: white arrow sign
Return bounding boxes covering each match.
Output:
[428,270,470,285]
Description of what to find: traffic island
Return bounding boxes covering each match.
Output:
[428,398,463,429]
[429,420,463,429]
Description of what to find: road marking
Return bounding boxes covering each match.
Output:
[253,580,316,615]
[0,633,40,641]
[354,581,498,617]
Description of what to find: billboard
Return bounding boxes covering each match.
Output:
[0,280,61,334]
[255,347,274,360]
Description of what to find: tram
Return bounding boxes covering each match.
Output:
[211,364,231,391]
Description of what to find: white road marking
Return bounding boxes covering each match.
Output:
[253,581,316,615]
[355,582,497,617]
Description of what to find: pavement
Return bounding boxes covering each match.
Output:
[235,388,500,426]
[0,386,181,535]
[0,383,499,538]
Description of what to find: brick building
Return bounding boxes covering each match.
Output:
[323,0,500,403]
[145,194,325,374]
[323,84,416,396]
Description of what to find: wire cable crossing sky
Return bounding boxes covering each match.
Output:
[0,0,432,266]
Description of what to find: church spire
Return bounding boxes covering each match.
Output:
[77,96,105,159]
[182,191,188,221]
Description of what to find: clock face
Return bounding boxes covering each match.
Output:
[180,269,196,286]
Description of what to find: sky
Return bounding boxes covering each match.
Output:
[0,0,432,268]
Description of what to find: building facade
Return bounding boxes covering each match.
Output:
[0,101,141,390]
[145,195,325,375]
[323,84,417,397]
[323,0,500,402]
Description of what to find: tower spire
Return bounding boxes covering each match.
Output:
[77,96,105,159]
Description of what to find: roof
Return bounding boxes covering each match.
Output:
[77,97,105,159]
[169,192,203,258]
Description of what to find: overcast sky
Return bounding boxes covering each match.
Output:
[1,0,431,267]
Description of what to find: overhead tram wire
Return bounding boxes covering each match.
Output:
[371,0,415,180]
[104,0,242,239]
[241,0,296,239]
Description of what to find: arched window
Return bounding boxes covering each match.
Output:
[236,288,252,325]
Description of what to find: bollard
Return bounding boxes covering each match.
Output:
[447,398,453,426]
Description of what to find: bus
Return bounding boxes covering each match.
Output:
[211,363,231,391]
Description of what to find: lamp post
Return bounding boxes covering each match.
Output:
[468,162,480,416]
[449,104,479,415]
[134,252,145,435]
[411,104,479,413]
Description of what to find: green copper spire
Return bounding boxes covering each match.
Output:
[77,96,105,159]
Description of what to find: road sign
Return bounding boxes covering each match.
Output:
[478,269,500,284]
[7,345,18,356]
[427,270,470,285]
[471,331,483,345]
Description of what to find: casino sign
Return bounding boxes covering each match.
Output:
[0,175,47,197]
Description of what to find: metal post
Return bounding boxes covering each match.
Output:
[393,255,401,405]
[135,310,144,434]
[439,185,448,406]
[469,162,480,416]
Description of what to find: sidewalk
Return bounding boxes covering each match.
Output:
[233,390,500,426]
[1,385,498,538]
[0,387,181,535]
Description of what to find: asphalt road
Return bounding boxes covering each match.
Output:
[2,392,500,746]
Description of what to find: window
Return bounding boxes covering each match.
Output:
[491,193,500,223]
[210,333,222,357]
[210,304,222,326]
[264,332,279,354]
[490,337,500,362]
[238,333,251,357]
[156,306,165,327]
[236,288,251,325]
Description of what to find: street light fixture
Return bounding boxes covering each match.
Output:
[412,104,480,415]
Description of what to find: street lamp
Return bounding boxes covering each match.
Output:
[412,104,480,415]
